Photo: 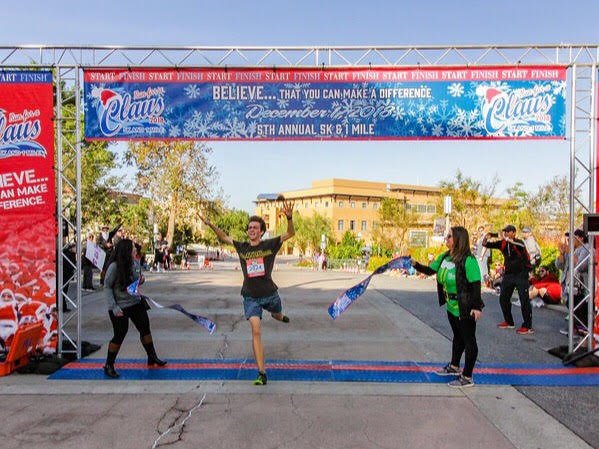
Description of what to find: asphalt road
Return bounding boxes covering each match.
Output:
[0,264,595,449]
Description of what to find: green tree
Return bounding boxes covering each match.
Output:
[125,141,218,246]
[275,212,331,255]
[373,197,420,254]
[328,231,363,259]
[203,208,250,247]
[496,175,577,238]
[438,170,499,232]
[527,175,574,234]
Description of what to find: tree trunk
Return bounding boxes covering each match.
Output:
[166,192,178,247]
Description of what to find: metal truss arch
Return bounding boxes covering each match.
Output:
[0,44,596,357]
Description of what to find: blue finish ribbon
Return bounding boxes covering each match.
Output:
[127,280,216,334]
[328,256,412,319]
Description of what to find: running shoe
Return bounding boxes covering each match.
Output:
[253,371,267,385]
[448,375,474,388]
[435,363,461,376]
[497,321,515,329]
[516,327,535,335]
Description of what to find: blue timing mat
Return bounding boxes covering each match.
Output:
[48,358,599,386]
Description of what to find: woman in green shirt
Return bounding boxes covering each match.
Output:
[412,226,484,387]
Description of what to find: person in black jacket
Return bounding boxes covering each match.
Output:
[483,224,533,335]
[412,226,484,388]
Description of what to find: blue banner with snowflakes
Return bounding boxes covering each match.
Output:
[328,256,413,320]
[83,66,566,140]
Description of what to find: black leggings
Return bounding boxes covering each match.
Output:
[108,303,151,345]
[447,312,478,378]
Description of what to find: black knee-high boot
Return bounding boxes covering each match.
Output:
[104,343,120,378]
[142,336,166,367]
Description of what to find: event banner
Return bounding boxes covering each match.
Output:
[84,66,566,140]
[0,71,58,356]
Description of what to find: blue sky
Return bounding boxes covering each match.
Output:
[2,1,597,211]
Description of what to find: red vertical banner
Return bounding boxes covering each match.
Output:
[0,71,57,356]
[596,79,599,344]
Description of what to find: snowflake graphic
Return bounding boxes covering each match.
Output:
[221,117,255,138]
[432,124,444,136]
[447,107,483,137]
[551,80,566,98]
[392,105,405,121]
[302,98,316,108]
[448,83,464,97]
[558,114,566,135]
[277,98,289,108]
[183,111,223,138]
[284,83,310,91]
[169,125,181,137]
[184,84,201,99]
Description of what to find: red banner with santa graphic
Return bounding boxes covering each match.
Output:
[0,71,57,357]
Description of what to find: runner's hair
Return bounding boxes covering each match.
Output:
[248,216,266,234]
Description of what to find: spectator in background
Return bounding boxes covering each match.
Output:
[152,234,166,272]
[97,225,113,286]
[61,243,76,312]
[556,229,592,334]
[483,225,534,335]
[529,266,561,305]
[82,232,95,291]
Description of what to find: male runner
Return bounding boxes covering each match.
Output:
[200,200,295,385]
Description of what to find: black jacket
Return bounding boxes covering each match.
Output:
[413,252,484,319]
[483,238,529,276]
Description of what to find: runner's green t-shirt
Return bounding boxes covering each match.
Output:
[429,253,481,317]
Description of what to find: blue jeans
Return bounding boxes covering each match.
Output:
[243,292,282,319]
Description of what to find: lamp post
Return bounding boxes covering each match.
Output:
[444,196,452,235]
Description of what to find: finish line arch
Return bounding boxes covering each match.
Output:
[0,44,596,358]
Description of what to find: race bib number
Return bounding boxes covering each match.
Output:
[247,258,265,277]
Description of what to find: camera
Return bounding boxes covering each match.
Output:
[488,232,499,238]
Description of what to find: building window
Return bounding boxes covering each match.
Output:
[325,201,329,207]
[350,201,356,208]
[339,201,344,208]
[426,204,436,214]
[337,220,344,231]
[373,203,379,209]
[361,220,367,231]
[373,221,379,230]
[315,202,319,208]
[362,202,367,209]
[409,230,428,248]
[405,203,411,211]
[350,220,355,230]
[417,204,427,213]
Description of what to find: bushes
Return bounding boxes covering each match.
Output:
[538,245,559,276]
[366,256,392,271]
[296,258,315,268]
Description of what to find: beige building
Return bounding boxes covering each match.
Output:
[254,178,443,247]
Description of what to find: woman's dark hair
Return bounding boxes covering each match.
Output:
[449,226,472,266]
[247,215,266,233]
[113,239,134,290]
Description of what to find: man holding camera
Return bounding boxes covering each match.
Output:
[483,225,534,334]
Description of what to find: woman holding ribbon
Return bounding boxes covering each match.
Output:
[103,238,166,378]
[411,226,484,388]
